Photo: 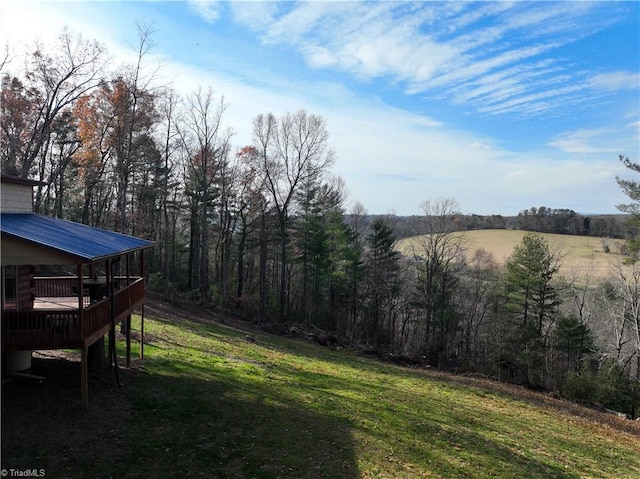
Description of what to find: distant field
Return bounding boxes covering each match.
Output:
[397,229,627,281]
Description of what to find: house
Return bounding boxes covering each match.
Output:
[1,175,153,409]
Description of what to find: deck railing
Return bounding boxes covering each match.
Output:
[2,277,145,351]
[2,310,82,349]
[33,276,77,298]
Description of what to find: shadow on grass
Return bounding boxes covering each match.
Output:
[1,353,138,477]
[1,352,360,479]
[118,371,359,479]
[269,365,583,479]
[143,314,628,478]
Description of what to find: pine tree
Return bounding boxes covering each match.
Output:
[500,233,562,386]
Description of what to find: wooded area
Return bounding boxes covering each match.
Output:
[2,29,639,416]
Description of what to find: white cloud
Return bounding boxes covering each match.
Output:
[303,44,336,69]
[588,71,640,91]
[506,170,530,179]
[230,1,279,30]
[470,142,492,150]
[188,0,222,24]
[627,121,640,140]
[548,129,621,154]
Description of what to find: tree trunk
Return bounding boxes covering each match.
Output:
[259,210,267,323]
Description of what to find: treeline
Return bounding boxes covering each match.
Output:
[388,210,628,240]
[515,207,629,238]
[2,29,639,416]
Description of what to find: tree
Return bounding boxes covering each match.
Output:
[111,25,160,234]
[500,233,562,386]
[455,247,500,371]
[178,87,233,305]
[342,202,367,341]
[251,110,334,322]
[553,314,593,373]
[233,146,269,313]
[292,175,353,330]
[147,87,181,293]
[4,29,106,179]
[362,217,402,348]
[41,109,81,218]
[410,198,466,366]
[71,89,115,226]
[599,263,640,381]
[1,75,39,175]
[616,155,640,260]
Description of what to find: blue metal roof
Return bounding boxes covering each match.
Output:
[1,213,153,261]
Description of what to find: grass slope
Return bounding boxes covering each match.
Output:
[3,307,640,478]
[397,229,626,280]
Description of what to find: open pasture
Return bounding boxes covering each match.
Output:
[397,229,627,281]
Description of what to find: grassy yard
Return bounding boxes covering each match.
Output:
[2,307,640,478]
[397,229,626,281]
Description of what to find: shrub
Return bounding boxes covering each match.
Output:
[562,359,640,418]
[562,362,597,405]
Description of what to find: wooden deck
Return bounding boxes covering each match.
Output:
[1,277,145,351]
[34,297,82,309]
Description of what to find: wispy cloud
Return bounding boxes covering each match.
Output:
[587,72,639,91]
[222,1,635,120]
[547,129,620,154]
[188,0,222,24]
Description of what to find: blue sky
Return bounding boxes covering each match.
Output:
[1,1,639,216]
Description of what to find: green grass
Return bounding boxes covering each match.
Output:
[397,229,626,281]
[95,313,640,478]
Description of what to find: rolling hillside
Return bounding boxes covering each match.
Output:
[2,303,639,478]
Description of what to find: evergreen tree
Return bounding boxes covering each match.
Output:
[616,155,640,260]
[500,233,562,386]
[363,218,401,348]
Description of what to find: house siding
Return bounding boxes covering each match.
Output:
[0,182,34,213]
[17,265,34,311]
[1,235,76,265]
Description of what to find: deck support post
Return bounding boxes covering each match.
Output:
[81,346,89,410]
[139,250,145,361]
[140,305,144,360]
[126,315,131,367]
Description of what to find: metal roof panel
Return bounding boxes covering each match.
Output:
[1,213,154,261]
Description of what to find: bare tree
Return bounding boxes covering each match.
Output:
[111,24,161,234]
[233,146,269,313]
[13,28,107,179]
[157,88,182,297]
[178,87,233,306]
[0,43,10,73]
[455,248,499,370]
[410,198,466,365]
[251,110,334,322]
[600,263,640,379]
